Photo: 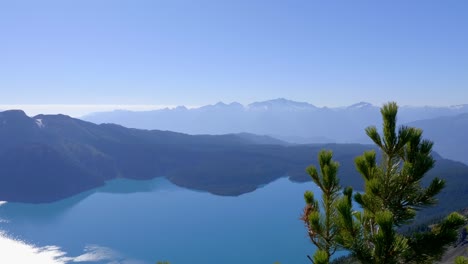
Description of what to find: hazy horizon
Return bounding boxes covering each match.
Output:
[2,98,468,117]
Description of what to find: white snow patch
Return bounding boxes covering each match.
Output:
[449,104,467,110]
[35,119,45,128]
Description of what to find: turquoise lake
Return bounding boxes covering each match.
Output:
[0,177,323,264]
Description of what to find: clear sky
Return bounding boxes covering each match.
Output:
[1,0,467,116]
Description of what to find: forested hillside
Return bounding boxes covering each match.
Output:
[0,109,466,225]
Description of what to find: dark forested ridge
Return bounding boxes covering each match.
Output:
[0,109,467,221]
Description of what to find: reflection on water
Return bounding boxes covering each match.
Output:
[0,234,144,264]
[0,177,176,221]
[0,232,67,264]
[0,177,317,264]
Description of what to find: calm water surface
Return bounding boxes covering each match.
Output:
[0,177,321,264]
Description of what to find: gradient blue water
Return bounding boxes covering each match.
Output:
[0,177,320,264]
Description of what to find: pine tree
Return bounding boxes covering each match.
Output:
[455,250,468,264]
[335,102,466,263]
[304,102,466,264]
[302,150,343,264]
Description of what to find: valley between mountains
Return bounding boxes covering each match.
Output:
[0,109,467,226]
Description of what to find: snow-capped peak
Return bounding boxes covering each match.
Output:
[347,102,373,109]
[247,98,317,111]
[449,104,468,110]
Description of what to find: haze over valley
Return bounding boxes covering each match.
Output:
[83,98,468,164]
[1,0,468,263]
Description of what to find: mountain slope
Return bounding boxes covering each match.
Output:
[1,110,363,202]
[0,108,467,223]
[407,113,468,164]
[83,99,468,144]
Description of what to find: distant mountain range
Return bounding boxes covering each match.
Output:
[83,98,468,163]
[407,113,468,164]
[1,109,467,224]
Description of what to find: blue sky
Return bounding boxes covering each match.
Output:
[1,0,467,115]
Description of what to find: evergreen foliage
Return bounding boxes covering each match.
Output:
[302,150,343,263]
[305,102,467,264]
[455,257,468,264]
